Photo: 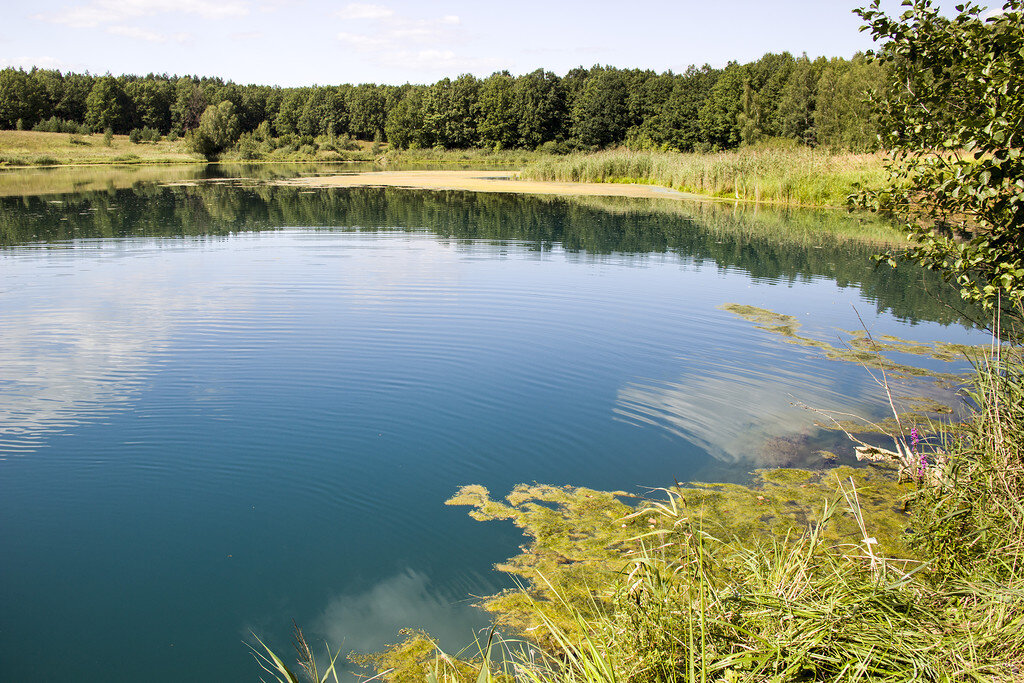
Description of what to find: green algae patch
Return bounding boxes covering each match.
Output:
[348,629,507,683]
[444,467,913,642]
[358,467,917,682]
[720,303,804,338]
[720,302,983,386]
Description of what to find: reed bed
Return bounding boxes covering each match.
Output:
[522,146,888,208]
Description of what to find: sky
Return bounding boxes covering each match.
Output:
[0,0,972,87]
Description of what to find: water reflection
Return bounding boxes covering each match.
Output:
[0,182,975,327]
[0,242,248,454]
[317,570,487,663]
[616,364,870,465]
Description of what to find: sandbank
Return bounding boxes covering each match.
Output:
[275,169,692,200]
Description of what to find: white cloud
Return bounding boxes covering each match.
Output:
[34,0,249,28]
[379,50,501,74]
[336,3,394,20]
[0,56,80,70]
[335,9,467,64]
[107,24,167,42]
[316,570,485,657]
[337,32,389,49]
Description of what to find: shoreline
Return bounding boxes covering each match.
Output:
[272,169,700,201]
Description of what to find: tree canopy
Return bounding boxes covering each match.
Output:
[857,0,1024,311]
[0,51,890,153]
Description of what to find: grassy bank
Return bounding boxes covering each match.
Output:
[522,143,888,207]
[0,129,198,166]
[0,130,551,168]
[0,130,383,166]
[3,132,886,210]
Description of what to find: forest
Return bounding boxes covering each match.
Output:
[0,51,885,155]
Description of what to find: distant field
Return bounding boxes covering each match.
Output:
[0,130,200,166]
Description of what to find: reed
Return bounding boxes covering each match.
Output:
[522,143,888,208]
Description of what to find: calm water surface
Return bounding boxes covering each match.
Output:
[0,173,985,681]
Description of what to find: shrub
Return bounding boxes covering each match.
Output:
[188,101,241,160]
[233,132,265,160]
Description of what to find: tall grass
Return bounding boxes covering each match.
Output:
[911,346,1024,583]
[522,143,888,207]
[515,481,1023,682]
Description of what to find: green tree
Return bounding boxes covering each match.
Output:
[385,85,427,149]
[297,86,346,137]
[777,55,825,145]
[514,69,566,148]
[571,67,629,148]
[171,78,207,132]
[0,68,42,129]
[423,75,479,148]
[85,76,131,132]
[747,52,796,138]
[814,54,886,151]
[477,72,518,149]
[699,62,746,149]
[857,0,1024,310]
[188,100,240,159]
[274,89,305,136]
[347,84,389,140]
[126,79,172,132]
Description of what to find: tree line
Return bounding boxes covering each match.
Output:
[0,52,887,153]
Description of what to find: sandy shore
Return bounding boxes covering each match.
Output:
[275,169,691,200]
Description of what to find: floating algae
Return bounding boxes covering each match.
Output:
[718,303,987,388]
[442,467,912,639]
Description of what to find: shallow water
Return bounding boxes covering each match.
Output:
[0,175,985,681]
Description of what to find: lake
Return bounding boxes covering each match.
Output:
[0,165,984,681]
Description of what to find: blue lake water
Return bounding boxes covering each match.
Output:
[0,176,986,681]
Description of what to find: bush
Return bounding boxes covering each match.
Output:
[188,101,241,160]
[103,128,113,146]
[34,117,82,133]
[233,132,265,160]
[539,140,571,155]
[128,128,141,143]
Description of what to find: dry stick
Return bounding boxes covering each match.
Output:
[839,306,919,474]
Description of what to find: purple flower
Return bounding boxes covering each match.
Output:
[911,426,927,478]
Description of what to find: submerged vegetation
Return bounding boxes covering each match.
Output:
[719,302,978,383]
